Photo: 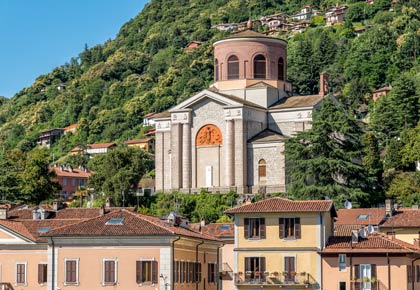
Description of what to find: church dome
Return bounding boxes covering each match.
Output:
[213,30,287,84]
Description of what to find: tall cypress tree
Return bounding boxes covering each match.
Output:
[285,98,370,205]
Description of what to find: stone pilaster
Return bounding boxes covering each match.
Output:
[155,131,164,192]
[225,119,234,187]
[170,123,182,190]
[182,122,191,189]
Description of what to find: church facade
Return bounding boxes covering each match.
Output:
[154,31,325,194]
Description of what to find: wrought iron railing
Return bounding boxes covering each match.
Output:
[234,272,311,286]
[350,280,387,290]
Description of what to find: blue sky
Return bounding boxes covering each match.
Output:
[0,0,148,98]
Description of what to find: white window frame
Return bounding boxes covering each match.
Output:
[64,258,79,286]
[102,258,118,286]
[338,254,347,272]
[138,258,156,286]
[15,262,27,286]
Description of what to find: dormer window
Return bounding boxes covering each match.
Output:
[253,55,266,79]
[278,57,285,80]
[227,55,239,80]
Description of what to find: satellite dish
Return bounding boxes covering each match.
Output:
[367,225,374,234]
[359,228,367,239]
[344,200,352,209]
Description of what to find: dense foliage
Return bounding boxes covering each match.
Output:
[0,0,419,207]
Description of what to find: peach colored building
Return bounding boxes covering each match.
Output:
[372,86,391,102]
[125,138,155,152]
[51,166,92,200]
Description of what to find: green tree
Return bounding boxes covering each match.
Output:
[386,171,420,206]
[88,147,152,205]
[19,149,61,204]
[285,98,369,205]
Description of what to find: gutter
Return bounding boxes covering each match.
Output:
[171,237,181,290]
[195,241,204,290]
[216,244,223,290]
[50,237,55,290]
[411,256,420,290]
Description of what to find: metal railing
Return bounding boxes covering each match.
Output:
[0,283,14,290]
[234,272,311,286]
[350,280,387,290]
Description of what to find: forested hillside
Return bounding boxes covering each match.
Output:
[1,0,420,206]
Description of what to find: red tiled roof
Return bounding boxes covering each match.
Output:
[88,143,116,149]
[70,146,84,153]
[43,210,221,242]
[143,112,156,118]
[381,208,420,227]
[63,124,78,131]
[373,86,391,93]
[124,138,153,145]
[190,223,234,239]
[323,233,419,253]
[51,167,92,178]
[224,198,335,214]
[335,208,386,226]
[269,95,323,110]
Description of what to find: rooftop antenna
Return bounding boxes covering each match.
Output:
[344,200,352,209]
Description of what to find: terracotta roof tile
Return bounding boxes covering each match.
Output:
[269,95,323,110]
[124,138,153,145]
[381,208,420,227]
[224,198,335,214]
[190,223,234,239]
[88,143,116,149]
[51,167,92,178]
[335,208,386,226]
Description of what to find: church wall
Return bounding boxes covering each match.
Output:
[268,109,312,137]
[196,146,222,187]
[190,98,227,188]
[163,131,172,191]
[247,142,285,193]
[243,107,267,140]
[245,86,281,108]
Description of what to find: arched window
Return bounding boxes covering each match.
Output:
[227,55,239,80]
[215,59,219,81]
[278,57,285,81]
[258,159,267,183]
[253,55,266,79]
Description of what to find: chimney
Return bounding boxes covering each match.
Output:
[200,217,206,227]
[106,198,113,208]
[0,207,8,220]
[385,199,394,217]
[244,196,253,205]
[99,205,105,216]
[247,19,253,30]
[53,200,61,211]
[351,229,358,243]
[319,72,329,97]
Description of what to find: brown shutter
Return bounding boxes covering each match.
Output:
[354,264,360,279]
[371,264,376,280]
[259,257,266,273]
[245,257,251,272]
[136,261,142,283]
[244,218,249,239]
[295,218,301,239]
[260,218,266,239]
[38,264,44,284]
[279,218,284,239]
[152,261,158,284]
[207,263,211,283]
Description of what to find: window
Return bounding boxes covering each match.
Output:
[71,178,76,187]
[278,57,285,80]
[16,263,26,285]
[136,260,158,284]
[258,159,266,183]
[103,260,117,285]
[38,263,47,284]
[339,281,346,290]
[284,256,295,282]
[408,265,414,283]
[195,262,202,283]
[227,55,239,79]
[244,218,266,239]
[354,264,376,286]
[253,54,266,79]
[338,254,346,272]
[188,262,194,283]
[65,259,78,285]
[208,263,217,283]
[357,214,369,220]
[106,218,124,225]
[174,261,179,283]
[78,178,86,187]
[279,218,301,239]
[63,177,67,186]
[245,257,266,280]
[215,59,219,81]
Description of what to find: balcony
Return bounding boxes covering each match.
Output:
[0,283,14,290]
[350,280,387,290]
[234,271,312,287]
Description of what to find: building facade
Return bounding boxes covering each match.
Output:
[155,30,326,194]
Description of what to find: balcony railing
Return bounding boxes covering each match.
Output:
[234,272,311,286]
[350,280,387,290]
[0,283,14,290]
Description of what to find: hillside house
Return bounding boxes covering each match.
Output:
[291,5,316,21]
[185,41,203,50]
[125,138,155,152]
[63,123,78,134]
[326,6,347,25]
[51,165,92,200]
[37,128,64,148]
[372,86,391,102]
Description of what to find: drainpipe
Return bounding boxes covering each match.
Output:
[411,256,420,290]
[388,252,391,290]
[319,213,324,289]
[195,241,204,290]
[171,237,181,290]
[216,244,223,290]
[350,255,353,290]
[50,237,55,290]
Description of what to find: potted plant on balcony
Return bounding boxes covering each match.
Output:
[271,271,279,276]
[255,271,262,276]
[371,276,377,284]
[264,271,270,276]
[238,272,243,276]
[300,271,306,276]
[290,271,297,276]
[282,271,288,277]
[363,277,370,283]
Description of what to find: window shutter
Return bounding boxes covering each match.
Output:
[260,218,266,239]
[244,218,250,239]
[152,261,158,284]
[371,264,376,280]
[354,264,360,280]
[245,257,251,272]
[295,218,301,239]
[207,263,211,283]
[136,261,142,283]
[279,218,284,239]
[38,264,43,284]
[260,257,266,273]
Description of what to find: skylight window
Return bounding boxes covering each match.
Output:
[357,214,369,220]
[219,225,230,230]
[37,227,51,233]
[106,218,124,225]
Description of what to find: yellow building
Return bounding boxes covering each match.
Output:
[225,197,336,289]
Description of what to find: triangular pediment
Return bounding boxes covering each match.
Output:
[246,81,277,89]
[169,90,244,111]
[0,227,35,245]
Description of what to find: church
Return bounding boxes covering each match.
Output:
[154,30,327,194]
